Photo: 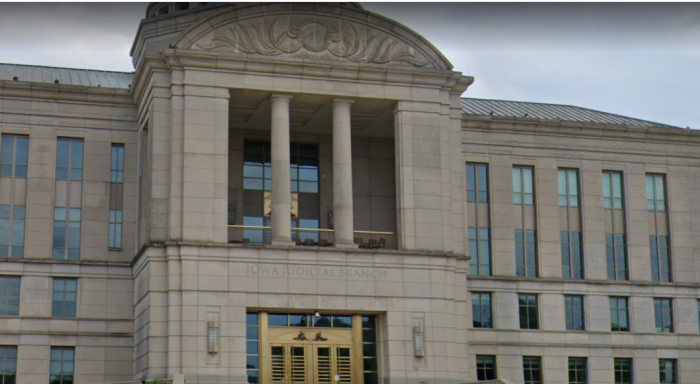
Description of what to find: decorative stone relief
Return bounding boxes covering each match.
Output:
[193,15,435,68]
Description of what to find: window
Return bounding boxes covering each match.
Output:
[472,292,493,328]
[614,358,633,384]
[518,294,538,330]
[603,171,624,209]
[110,144,124,183]
[476,355,497,381]
[108,210,122,249]
[50,347,74,384]
[0,134,28,178]
[362,316,378,384]
[55,138,83,181]
[0,205,25,258]
[659,359,677,384]
[467,163,491,276]
[0,276,20,316]
[512,166,534,205]
[53,208,81,260]
[469,227,491,276]
[242,141,320,244]
[522,356,542,384]
[646,174,666,211]
[467,163,489,202]
[0,346,17,384]
[565,295,585,331]
[246,313,259,384]
[52,278,77,318]
[650,236,671,282]
[515,229,537,277]
[559,169,579,207]
[610,297,629,332]
[606,234,628,281]
[561,231,583,279]
[568,357,587,384]
[654,298,673,333]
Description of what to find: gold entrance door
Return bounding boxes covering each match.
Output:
[269,344,353,384]
[315,346,352,384]
[263,321,359,384]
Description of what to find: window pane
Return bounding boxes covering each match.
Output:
[512,168,521,193]
[523,168,533,193]
[15,137,28,165]
[1,137,13,165]
[56,140,70,167]
[268,314,288,326]
[70,141,84,168]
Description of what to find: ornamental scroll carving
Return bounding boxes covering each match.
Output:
[193,15,434,68]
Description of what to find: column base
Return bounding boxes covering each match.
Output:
[271,238,295,247]
[333,241,359,249]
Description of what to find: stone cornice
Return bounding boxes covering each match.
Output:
[0,80,134,106]
[131,241,470,270]
[158,48,472,93]
[462,114,700,145]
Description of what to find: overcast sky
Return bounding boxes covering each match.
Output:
[0,2,698,128]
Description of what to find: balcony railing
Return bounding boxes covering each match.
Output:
[228,225,397,250]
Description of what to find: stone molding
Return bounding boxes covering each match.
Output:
[194,14,434,68]
[173,3,453,70]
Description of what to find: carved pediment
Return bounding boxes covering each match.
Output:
[191,14,437,68]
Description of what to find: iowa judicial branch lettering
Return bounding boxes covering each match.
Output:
[246,265,388,279]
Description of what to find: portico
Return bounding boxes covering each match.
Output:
[130,2,473,383]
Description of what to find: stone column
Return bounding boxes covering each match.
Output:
[270,94,294,246]
[332,98,358,248]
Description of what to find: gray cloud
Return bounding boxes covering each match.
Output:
[0,2,697,128]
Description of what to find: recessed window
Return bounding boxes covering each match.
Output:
[0,276,20,316]
[0,346,17,383]
[246,313,259,384]
[52,278,77,318]
[650,236,671,282]
[476,355,497,381]
[603,171,624,209]
[614,358,633,384]
[109,209,123,249]
[110,144,124,183]
[606,234,628,281]
[56,138,83,181]
[515,229,537,277]
[568,357,587,384]
[472,292,493,329]
[0,134,29,178]
[469,227,491,276]
[654,298,674,333]
[53,208,81,260]
[522,356,542,384]
[646,174,666,211]
[518,294,538,330]
[558,168,579,207]
[467,163,489,203]
[50,347,75,384]
[512,166,534,205]
[0,205,25,258]
[659,359,677,384]
[565,295,585,331]
[362,316,378,384]
[561,231,583,279]
[610,297,629,332]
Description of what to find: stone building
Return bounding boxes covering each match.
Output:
[0,2,698,384]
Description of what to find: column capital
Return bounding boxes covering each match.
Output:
[332,98,354,106]
[270,93,294,101]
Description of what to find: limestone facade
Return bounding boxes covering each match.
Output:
[0,2,697,384]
